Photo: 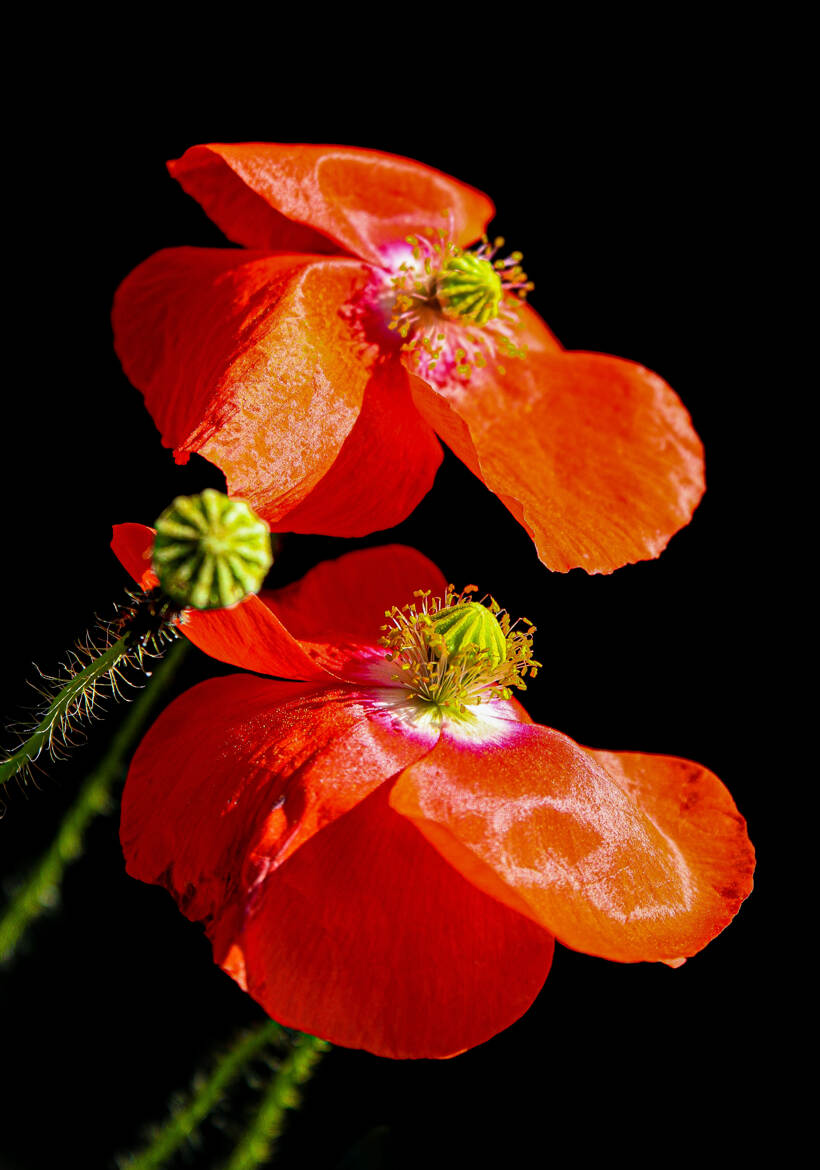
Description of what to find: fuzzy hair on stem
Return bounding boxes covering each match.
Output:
[0,588,180,794]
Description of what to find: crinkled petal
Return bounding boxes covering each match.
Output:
[256,543,447,678]
[169,143,495,267]
[582,746,755,963]
[121,675,440,929]
[263,544,448,645]
[111,524,333,682]
[390,723,753,964]
[217,781,554,1059]
[411,336,704,574]
[273,359,443,537]
[113,249,379,526]
[407,304,563,480]
[120,676,550,1058]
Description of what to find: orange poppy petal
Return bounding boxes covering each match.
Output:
[390,723,753,964]
[582,746,755,961]
[254,543,448,679]
[216,782,554,1058]
[515,302,566,356]
[273,360,443,537]
[121,675,440,927]
[412,343,704,574]
[110,521,159,592]
[169,143,495,267]
[407,304,564,480]
[110,523,334,682]
[263,544,448,644]
[113,249,378,525]
[179,600,340,683]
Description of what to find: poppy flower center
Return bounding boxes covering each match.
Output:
[379,586,540,718]
[386,224,533,385]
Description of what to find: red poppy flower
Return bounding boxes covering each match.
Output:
[112,526,753,1059]
[112,144,705,574]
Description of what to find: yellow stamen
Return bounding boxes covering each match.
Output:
[386,224,533,384]
[379,586,540,718]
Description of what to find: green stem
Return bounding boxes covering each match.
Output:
[117,1019,285,1170]
[0,639,189,965]
[222,1034,330,1170]
[0,634,132,787]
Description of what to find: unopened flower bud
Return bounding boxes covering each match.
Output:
[152,490,272,610]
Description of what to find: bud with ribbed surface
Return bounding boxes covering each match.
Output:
[152,489,272,610]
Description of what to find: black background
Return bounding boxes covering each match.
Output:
[1,40,781,1170]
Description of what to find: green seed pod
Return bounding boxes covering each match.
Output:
[437,252,503,325]
[429,601,507,668]
[152,489,272,610]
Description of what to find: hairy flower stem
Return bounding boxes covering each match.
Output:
[116,1019,286,1170]
[0,639,189,965]
[0,590,179,790]
[0,634,129,787]
[222,1034,330,1170]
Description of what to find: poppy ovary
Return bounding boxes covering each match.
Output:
[436,252,504,326]
[152,489,273,610]
[380,587,540,718]
[428,600,507,666]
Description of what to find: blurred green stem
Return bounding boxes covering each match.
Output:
[117,1020,286,1170]
[222,1032,329,1170]
[0,638,189,964]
